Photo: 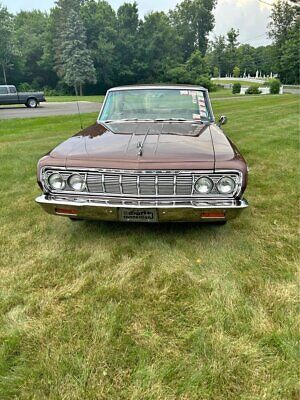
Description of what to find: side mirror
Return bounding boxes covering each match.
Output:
[218,115,227,127]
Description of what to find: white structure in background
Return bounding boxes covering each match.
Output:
[212,77,265,84]
[212,74,285,95]
[239,86,283,95]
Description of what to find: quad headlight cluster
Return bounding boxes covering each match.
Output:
[47,172,85,192]
[194,176,236,195]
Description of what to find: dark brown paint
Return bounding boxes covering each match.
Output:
[38,115,248,197]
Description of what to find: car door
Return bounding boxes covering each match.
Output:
[7,86,19,104]
[0,86,10,105]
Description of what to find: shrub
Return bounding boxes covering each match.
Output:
[195,76,216,92]
[269,78,281,94]
[165,66,193,84]
[245,85,261,95]
[232,82,241,94]
[18,82,35,92]
[44,87,63,96]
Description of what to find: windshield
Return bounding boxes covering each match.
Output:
[99,89,211,123]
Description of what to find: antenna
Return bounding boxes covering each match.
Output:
[75,88,83,130]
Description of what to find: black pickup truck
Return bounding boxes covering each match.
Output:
[0,85,46,108]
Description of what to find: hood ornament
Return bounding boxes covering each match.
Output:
[137,141,143,156]
[136,127,151,157]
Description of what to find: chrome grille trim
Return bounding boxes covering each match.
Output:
[41,167,243,199]
[42,194,248,209]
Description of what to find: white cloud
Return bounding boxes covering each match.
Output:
[211,0,273,46]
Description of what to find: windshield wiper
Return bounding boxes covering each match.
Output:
[121,118,158,122]
[154,118,188,122]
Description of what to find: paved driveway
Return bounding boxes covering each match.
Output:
[283,87,300,95]
[0,101,101,120]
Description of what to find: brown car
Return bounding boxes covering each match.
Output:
[36,84,248,223]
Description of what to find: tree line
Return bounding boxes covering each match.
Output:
[0,0,298,95]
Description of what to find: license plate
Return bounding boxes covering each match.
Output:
[119,208,158,222]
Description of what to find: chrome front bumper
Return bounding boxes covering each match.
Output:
[36,195,248,222]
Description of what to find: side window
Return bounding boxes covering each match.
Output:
[0,87,8,94]
[9,86,17,94]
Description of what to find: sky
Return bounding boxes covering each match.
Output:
[2,0,274,46]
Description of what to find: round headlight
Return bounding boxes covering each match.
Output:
[194,177,213,194]
[48,173,65,190]
[68,174,85,191]
[217,176,235,194]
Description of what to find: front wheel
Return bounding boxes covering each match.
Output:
[26,98,38,108]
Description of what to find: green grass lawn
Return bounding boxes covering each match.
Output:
[0,95,299,399]
[46,95,104,103]
[210,87,237,98]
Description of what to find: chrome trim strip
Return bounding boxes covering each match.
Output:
[36,195,248,210]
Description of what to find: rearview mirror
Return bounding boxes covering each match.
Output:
[218,115,227,126]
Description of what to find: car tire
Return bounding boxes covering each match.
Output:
[26,98,38,108]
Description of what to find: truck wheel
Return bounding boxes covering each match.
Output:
[26,98,38,108]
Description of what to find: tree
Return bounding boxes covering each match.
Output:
[81,0,118,92]
[60,9,96,95]
[237,44,256,76]
[268,0,299,83]
[225,28,239,75]
[14,11,50,89]
[210,35,227,77]
[165,49,211,88]
[233,66,240,78]
[279,20,300,84]
[170,0,217,58]
[269,0,297,45]
[0,4,18,84]
[254,45,277,76]
[115,2,140,85]
[213,66,219,78]
[52,0,83,80]
[186,49,209,79]
[139,12,181,82]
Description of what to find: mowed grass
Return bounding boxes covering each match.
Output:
[0,95,299,399]
[46,95,104,103]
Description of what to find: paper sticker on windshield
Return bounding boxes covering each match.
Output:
[193,114,201,121]
[198,99,207,118]
[180,90,189,95]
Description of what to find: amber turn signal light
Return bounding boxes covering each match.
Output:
[201,212,225,219]
[55,208,78,215]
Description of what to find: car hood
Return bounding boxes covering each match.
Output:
[48,122,216,170]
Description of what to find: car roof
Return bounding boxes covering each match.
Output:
[108,84,207,92]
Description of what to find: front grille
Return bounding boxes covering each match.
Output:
[86,173,194,196]
[43,168,242,198]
